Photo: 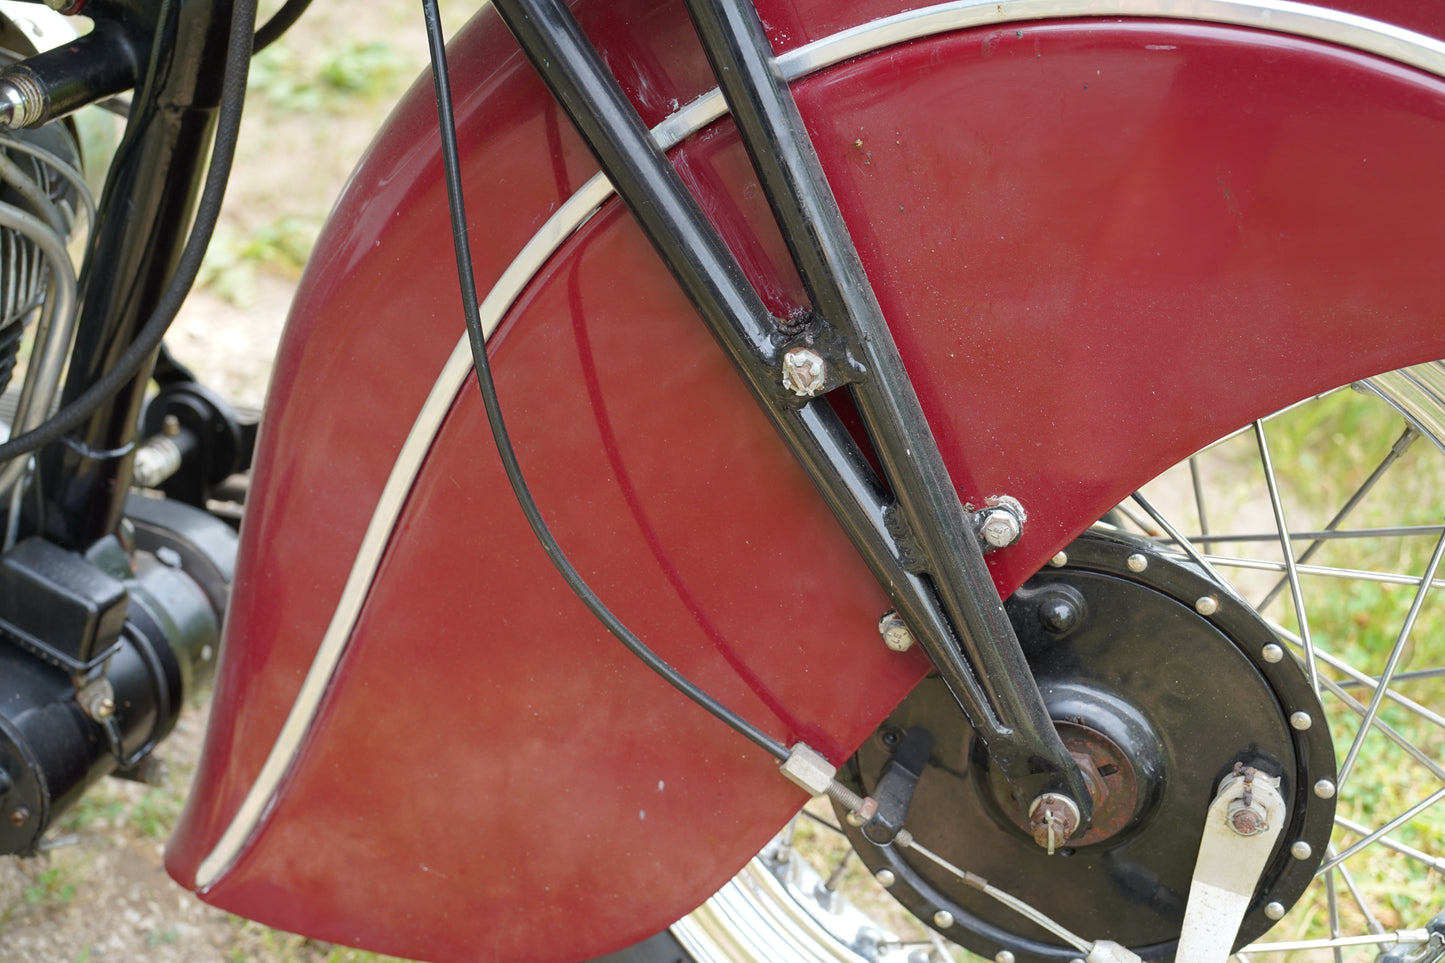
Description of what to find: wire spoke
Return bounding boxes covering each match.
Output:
[1192,524,1445,545]
[1254,421,1320,696]
[1130,491,1232,587]
[1318,785,1445,875]
[1189,455,1210,536]
[1332,849,1386,937]
[1323,868,1344,963]
[1335,814,1445,873]
[1203,553,1445,592]
[1268,622,1445,734]
[1254,426,1419,611]
[1335,527,1445,788]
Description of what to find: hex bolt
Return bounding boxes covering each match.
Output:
[1126,553,1148,573]
[1289,711,1313,731]
[878,611,915,652]
[996,953,1016,963]
[1195,595,1219,616]
[781,347,827,397]
[1264,901,1286,921]
[932,910,954,929]
[1313,779,1337,800]
[875,868,896,887]
[1261,643,1285,663]
[1290,840,1313,861]
[980,509,1022,549]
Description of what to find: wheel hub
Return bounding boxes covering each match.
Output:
[839,530,1337,961]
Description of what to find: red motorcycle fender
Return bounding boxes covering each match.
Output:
[166,1,1445,960]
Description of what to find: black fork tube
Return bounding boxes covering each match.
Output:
[489,0,1090,821]
[36,0,237,550]
[677,0,1092,819]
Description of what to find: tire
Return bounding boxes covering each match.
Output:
[600,362,1445,962]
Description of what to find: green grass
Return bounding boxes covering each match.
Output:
[248,40,409,114]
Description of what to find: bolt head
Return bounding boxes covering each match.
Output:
[1195,595,1219,616]
[1313,779,1337,799]
[1126,553,1148,573]
[878,611,914,652]
[1037,594,1082,636]
[1290,840,1313,861]
[1264,901,1286,921]
[781,347,827,397]
[932,910,954,929]
[1228,805,1266,837]
[875,868,896,887]
[981,510,1022,548]
[1261,643,1285,663]
[95,697,115,720]
[1289,711,1312,731]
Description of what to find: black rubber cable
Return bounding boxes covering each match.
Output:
[421,0,791,764]
[0,0,257,465]
[254,0,313,53]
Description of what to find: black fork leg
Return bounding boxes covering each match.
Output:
[488,0,1091,826]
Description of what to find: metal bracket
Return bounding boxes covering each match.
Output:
[861,725,934,846]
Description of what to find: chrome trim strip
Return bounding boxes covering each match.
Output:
[197,0,1445,887]
[195,174,615,886]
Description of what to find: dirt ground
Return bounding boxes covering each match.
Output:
[0,2,477,960]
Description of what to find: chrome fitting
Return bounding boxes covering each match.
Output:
[0,71,46,129]
[779,742,836,797]
[132,433,185,488]
[1027,792,1080,854]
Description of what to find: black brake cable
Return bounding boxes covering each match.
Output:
[254,0,314,53]
[0,0,257,465]
[420,0,790,764]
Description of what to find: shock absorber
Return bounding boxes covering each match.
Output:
[0,495,232,853]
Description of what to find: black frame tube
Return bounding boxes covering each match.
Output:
[489,0,1090,818]
[36,0,240,549]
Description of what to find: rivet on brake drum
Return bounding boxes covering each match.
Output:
[1261,643,1285,663]
[1195,596,1219,616]
[932,910,954,929]
[1264,901,1286,920]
